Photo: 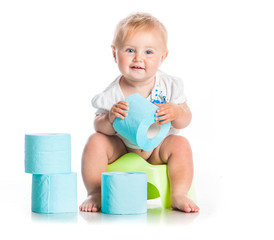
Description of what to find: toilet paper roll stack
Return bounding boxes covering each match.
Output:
[25,133,77,214]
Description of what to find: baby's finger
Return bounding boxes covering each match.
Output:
[157,118,170,125]
[155,104,168,113]
[113,107,128,117]
[116,102,129,111]
[155,114,168,122]
[155,109,168,117]
[118,101,129,107]
[113,112,127,119]
[154,103,163,107]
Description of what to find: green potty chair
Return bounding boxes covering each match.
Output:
[107,153,196,208]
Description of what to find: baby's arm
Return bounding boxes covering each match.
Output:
[154,102,192,129]
[94,101,129,135]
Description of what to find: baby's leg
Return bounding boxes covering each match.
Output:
[149,135,199,213]
[79,132,127,212]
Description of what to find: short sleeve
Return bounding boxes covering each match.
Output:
[157,71,187,104]
[169,77,187,104]
[91,93,110,115]
[91,75,124,115]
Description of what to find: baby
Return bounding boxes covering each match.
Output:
[80,13,199,213]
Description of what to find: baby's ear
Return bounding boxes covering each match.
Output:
[161,51,169,63]
[111,45,117,63]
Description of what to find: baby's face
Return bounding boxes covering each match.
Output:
[114,29,167,84]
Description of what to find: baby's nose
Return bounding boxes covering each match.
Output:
[133,52,142,62]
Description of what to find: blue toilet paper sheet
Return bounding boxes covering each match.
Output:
[32,172,77,214]
[101,172,147,215]
[25,133,71,174]
[113,93,171,151]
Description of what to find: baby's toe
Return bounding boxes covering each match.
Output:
[79,204,85,211]
[183,205,192,213]
[84,204,90,212]
[87,206,92,212]
[91,207,98,212]
[190,203,199,213]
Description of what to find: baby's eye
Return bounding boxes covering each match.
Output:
[126,48,135,53]
[145,50,153,54]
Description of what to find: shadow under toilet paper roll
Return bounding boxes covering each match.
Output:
[113,93,171,151]
[25,133,71,174]
[32,172,77,214]
[101,172,147,215]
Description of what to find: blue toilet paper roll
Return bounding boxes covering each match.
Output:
[32,172,77,213]
[113,94,171,151]
[101,172,147,215]
[25,133,71,174]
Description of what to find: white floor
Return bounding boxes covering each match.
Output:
[1,161,273,240]
[29,199,200,226]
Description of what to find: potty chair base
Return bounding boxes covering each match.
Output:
[107,153,196,208]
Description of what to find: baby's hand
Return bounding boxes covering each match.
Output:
[154,102,179,125]
[109,101,129,123]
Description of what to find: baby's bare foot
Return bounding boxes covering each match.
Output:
[79,192,101,212]
[171,194,200,213]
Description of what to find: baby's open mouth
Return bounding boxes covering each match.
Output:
[131,66,145,70]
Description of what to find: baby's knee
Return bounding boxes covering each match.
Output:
[86,132,110,149]
[167,135,191,150]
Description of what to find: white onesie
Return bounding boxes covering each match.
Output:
[91,70,187,149]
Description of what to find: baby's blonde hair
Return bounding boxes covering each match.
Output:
[112,13,168,51]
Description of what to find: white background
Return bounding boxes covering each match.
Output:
[0,0,274,238]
